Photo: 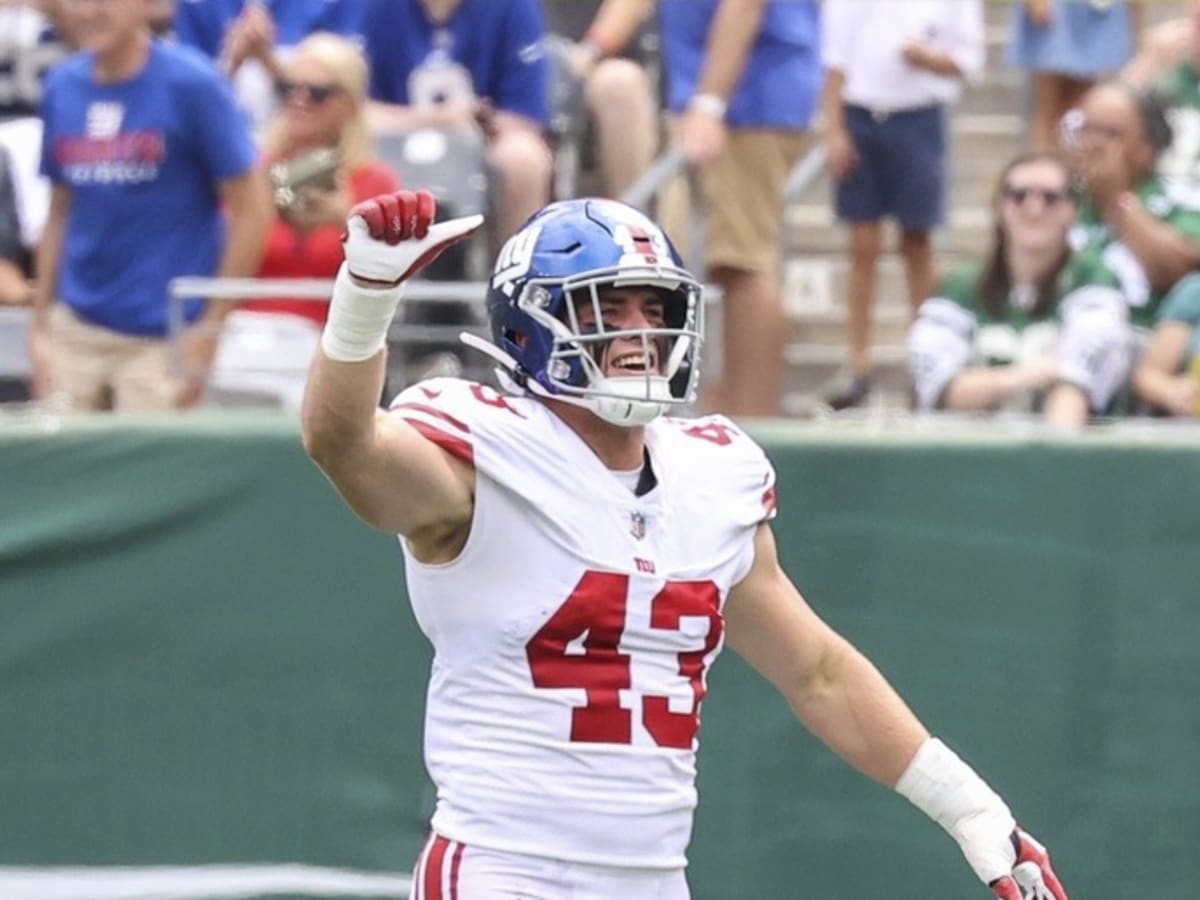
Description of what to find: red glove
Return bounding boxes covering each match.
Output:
[342,189,483,287]
[989,829,1068,900]
[322,190,483,363]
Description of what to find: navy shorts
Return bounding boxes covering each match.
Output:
[834,103,947,231]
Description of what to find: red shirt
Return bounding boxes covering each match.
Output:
[242,161,400,325]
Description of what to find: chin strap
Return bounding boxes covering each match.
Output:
[459,331,521,377]
[458,330,671,425]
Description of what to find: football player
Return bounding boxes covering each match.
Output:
[302,190,1068,900]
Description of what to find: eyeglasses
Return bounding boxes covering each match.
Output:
[275,80,342,105]
[1002,186,1068,208]
[1073,120,1128,143]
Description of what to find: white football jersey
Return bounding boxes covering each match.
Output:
[389,378,778,869]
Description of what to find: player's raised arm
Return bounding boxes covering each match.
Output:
[302,190,482,546]
[724,524,1069,900]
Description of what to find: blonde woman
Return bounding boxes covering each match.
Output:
[211,32,400,410]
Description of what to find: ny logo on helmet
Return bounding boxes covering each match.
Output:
[492,225,542,296]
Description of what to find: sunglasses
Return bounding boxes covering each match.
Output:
[1002,186,1068,208]
[275,80,342,104]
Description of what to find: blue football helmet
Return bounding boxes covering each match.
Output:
[462,198,704,426]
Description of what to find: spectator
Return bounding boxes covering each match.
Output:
[0,149,27,307]
[543,0,659,198]
[0,1,75,298]
[361,0,552,244]
[1009,0,1142,151]
[0,145,31,403]
[1132,271,1200,416]
[0,0,72,121]
[173,0,366,128]
[0,0,73,405]
[820,0,984,411]
[1122,1,1200,196]
[655,0,821,418]
[1065,79,1200,332]
[209,32,399,411]
[31,0,271,412]
[908,151,1131,428]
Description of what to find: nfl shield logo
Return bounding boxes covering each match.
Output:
[629,511,646,540]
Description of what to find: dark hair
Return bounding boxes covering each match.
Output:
[976,151,1074,321]
[1115,79,1174,158]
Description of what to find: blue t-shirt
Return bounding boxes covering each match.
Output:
[658,0,821,130]
[173,0,368,57]
[364,0,548,127]
[40,41,257,337]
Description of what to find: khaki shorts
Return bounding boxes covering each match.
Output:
[661,128,808,274]
[49,303,182,412]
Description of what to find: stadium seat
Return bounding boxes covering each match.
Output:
[371,128,493,391]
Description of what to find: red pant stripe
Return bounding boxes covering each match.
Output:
[423,835,451,900]
[449,840,465,900]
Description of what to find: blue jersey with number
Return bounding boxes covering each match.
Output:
[40,42,257,336]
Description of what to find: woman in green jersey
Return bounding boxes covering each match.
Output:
[908,151,1131,426]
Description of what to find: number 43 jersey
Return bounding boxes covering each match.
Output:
[390,378,779,870]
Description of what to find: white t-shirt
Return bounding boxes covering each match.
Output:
[389,377,778,869]
[822,0,985,111]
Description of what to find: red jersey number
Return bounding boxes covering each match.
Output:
[526,572,722,749]
[682,422,737,446]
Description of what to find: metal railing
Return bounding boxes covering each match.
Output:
[165,276,726,387]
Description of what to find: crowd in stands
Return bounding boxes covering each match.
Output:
[0,0,1198,425]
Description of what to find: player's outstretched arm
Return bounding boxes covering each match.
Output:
[302,190,482,545]
[724,524,1069,900]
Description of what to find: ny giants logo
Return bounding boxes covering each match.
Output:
[491,225,541,296]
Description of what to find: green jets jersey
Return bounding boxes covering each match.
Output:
[909,255,1120,410]
[1071,174,1200,328]
[1157,62,1200,194]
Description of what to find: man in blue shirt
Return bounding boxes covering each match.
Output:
[174,0,367,127]
[31,0,271,411]
[660,0,821,417]
[174,0,366,60]
[362,0,551,242]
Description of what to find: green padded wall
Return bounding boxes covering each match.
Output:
[1,416,1197,899]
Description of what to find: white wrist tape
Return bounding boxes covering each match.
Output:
[321,262,404,363]
[895,737,1016,884]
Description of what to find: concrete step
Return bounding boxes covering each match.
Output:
[786,302,912,348]
[780,345,912,416]
[958,74,1023,119]
[784,204,992,256]
[784,340,908,369]
[781,252,972,319]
